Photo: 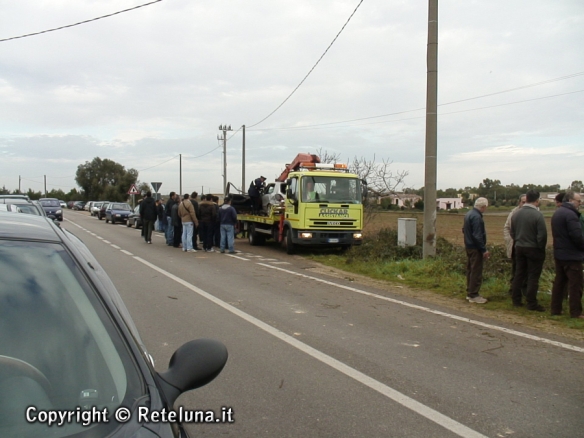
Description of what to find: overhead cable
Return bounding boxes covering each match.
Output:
[0,0,163,42]
[246,0,365,128]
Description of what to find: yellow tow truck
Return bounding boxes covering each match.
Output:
[234,153,366,254]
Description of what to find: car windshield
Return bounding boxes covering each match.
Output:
[301,176,362,203]
[111,203,130,211]
[0,240,143,437]
[40,200,60,207]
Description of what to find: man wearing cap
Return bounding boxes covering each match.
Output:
[248,176,266,214]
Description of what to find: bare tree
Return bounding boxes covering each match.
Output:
[349,154,408,197]
[315,147,342,164]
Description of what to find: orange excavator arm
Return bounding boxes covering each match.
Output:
[276,153,321,182]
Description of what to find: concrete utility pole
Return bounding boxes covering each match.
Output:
[179,154,182,196]
[218,125,232,195]
[242,125,246,193]
[423,0,438,259]
[44,175,47,197]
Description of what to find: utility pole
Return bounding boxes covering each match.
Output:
[18,175,21,193]
[179,154,182,196]
[242,125,246,193]
[44,175,47,197]
[423,0,438,259]
[218,125,232,195]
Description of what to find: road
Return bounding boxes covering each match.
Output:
[63,211,584,437]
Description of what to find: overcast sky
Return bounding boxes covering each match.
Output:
[1,0,583,196]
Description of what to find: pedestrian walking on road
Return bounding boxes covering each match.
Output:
[510,190,547,311]
[550,191,584,318]
[463,197,490,304]
[139,191,157,244]
[219,196,238,254]
[198,194,217,252]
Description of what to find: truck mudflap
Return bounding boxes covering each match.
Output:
[289,229,363,246]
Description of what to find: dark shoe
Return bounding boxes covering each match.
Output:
[228,251,236,254]
[527,305,545,312]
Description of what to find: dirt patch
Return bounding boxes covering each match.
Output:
[305,261,584,343]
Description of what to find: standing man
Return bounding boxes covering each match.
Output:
[550,191,584,319]
[248,176,266,214]
[139,191,157,244]
[219,196,238,254]
[156,199,166,233]
[178,194,199,252]
[190,192,201,250]
[463,197,490,304]
[165,192,176,246]
[503,194,527,295]
[510,190,547,311]
[199,194,217,252]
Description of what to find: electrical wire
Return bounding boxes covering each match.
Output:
[246,0,365,128]
[249,70,584,131]
[0,0,163,42]
[138,154,179,172]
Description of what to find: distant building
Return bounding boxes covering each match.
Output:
[436,197,464,210]
[380,193,422,208]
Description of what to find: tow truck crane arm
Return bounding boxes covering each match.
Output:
[276,153,321,182]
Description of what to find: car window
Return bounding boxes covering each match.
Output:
[0,240,143,437]
[13,204,42,216]
[111,203,130,211]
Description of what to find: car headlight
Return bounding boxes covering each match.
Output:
[300,232,313,239]
[353,233,363,239]
[56,210,62,214]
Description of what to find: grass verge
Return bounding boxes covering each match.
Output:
[306,228,583,333]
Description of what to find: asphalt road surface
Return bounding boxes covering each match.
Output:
[63,211,584,438]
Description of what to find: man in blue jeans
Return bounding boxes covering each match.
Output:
[219,196,238,254]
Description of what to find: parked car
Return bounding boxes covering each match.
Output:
[0,213,228,437]
[59,200,67,208]
[0,198,45,217]
[67,201,75,209]
[262,181,288,214]
[127,205,143,229]
[0,194,30,201]
[105,202,132,224]
[0,204,22,213]
[90,201,103,216]
[85,201,95,212]
[39,198,64,221]
[73,201,85,211]
[97,202,110,220]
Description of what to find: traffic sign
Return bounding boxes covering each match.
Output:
[151,182,162,193]
[128,184,140,195]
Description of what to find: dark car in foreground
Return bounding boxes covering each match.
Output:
[39,198,63,221]
[0,212,228,437]
[127,205,143,229]
[105,202,132,224]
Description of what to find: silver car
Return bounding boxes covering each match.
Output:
[261,181,287,214]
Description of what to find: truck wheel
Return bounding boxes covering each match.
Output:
[284,228,296,255]
[248,224,265,246]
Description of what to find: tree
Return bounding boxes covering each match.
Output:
[76,157,138,202]
[569,180,583,192]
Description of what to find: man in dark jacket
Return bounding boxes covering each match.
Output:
[248,176,266,214]
[190,192,201,250]
[550,191,584,318]
[219,196,238,253]
[463,197,490,304]
[165,192,176,246]
[510,190,547,311]
[139,191,158,244]
[198,194,217,252]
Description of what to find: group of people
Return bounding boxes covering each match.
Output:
[463,190,584,319]
[138,190,238,254]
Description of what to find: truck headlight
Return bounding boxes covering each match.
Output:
[353,233,363,239]
[300,232,313,239]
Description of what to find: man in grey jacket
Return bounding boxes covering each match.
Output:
[510,190,547,311]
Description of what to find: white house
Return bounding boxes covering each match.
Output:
[436,197,464,210]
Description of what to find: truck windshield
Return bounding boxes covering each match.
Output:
[301,176,362,203]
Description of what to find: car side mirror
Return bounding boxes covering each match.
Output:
[156,339,228,406]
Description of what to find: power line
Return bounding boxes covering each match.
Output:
[247,0,365,128]
[249,70,584,131]
[0,0,163,43]
[138,154,179,172]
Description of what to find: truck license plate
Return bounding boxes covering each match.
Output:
[327,221,341,226]
[328,238,339,243]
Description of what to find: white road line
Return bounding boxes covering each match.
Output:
[111,244,121,249]
[103,240,111,244]
[271,261,291,265]
[133,255,487,438]
[226,254,249,261]
[257,263,584,354]
[120,250,133,256]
